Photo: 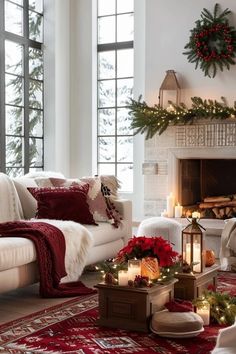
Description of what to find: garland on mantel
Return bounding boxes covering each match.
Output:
[128,96,236,139]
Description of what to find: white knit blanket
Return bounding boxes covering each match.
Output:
[0,173,23,222]
[31,219,94,283]
[220,218,236,270]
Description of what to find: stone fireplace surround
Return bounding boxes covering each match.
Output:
[143,120,236,258]
[144,120,236,217]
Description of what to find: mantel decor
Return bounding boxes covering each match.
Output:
[128,96,236,139]
[183,3,236,78]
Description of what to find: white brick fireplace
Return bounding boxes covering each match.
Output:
[144,121,236,217]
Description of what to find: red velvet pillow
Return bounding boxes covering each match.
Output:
[28,185,97,225]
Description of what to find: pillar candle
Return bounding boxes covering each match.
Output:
[193,242,201,272]
[166,192,175,218]
[185,243,191,266]
[128,259,141,281]
[174,203,183,218]
[196,301,210,325]
[118,270,129,286]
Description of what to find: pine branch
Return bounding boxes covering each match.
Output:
[128,96,236,139]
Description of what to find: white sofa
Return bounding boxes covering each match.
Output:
[0,173,132,294]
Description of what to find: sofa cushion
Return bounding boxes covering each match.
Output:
[13,177,38,219]
[28,185,97,225]
[0,237,36,271]
[85,222,125,247]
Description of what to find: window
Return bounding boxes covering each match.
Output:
[0,0,44,177]
[97,0,134,192]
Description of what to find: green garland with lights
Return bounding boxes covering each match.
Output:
[193,289,236,325]
[95,259,181,286]
[128,96,236,139]
[183,4,236,78]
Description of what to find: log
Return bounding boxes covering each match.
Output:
[212,207,220,218]
[204,196,231,203]
[199,201,236,209]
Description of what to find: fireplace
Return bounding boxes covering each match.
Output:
[143,122,236,218]
[179,159,236,218]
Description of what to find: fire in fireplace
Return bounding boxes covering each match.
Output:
[179,159,236,219]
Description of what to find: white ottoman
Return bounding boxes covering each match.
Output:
[137,217,182,253]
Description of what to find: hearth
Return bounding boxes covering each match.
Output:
[179,159,236,219]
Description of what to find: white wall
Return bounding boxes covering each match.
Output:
[44,0,71,176]
[70,0,97,178]
[44,0,236,219]
[145,0,236,106]
[142,0,236,217]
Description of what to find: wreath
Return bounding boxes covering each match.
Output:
[183,3,236,78]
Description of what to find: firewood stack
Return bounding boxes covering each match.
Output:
[199,195,236,219]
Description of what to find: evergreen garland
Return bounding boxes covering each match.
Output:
[183,4,236,78]
[128,96,236,139]
[193,288,236,325]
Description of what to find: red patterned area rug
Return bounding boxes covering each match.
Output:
[0,271,235,354]
[217,270,236,296]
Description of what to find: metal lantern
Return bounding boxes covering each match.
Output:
[159,70,181,108]
[182,218,205,273]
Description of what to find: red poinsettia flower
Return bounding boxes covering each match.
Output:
[115,236,179,268]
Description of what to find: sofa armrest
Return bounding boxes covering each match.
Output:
[113,199,132,246]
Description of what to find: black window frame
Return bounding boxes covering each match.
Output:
[0,0,44,176]
[97,1,134,192]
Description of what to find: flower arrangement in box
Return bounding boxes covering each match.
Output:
[115,236,180,283]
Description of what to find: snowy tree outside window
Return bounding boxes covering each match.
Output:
[0,0,44,177]
[97,0,134,192]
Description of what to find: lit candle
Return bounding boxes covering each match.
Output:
[193,242,201,272]
[196,301,210,325]
[185,243,191,265]
[166,192,175,218]
[192,211,200,219]
[118,270,129,286]
[128,259,141,281]
[174,203,183,218]
[184,242,201,272]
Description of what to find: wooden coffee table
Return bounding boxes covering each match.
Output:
[95,279,177,332]
[174,264,220,300]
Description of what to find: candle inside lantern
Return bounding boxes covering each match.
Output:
[192,211,200,219]
[174,202,183,218]
[193,242,201,272]
[185,243,191,265]
[118,270,129,286]
[184,242,201,272]
[166,192,175,218]
[128,259,141,281]
[196,300,210,325]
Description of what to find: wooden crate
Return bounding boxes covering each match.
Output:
[95,279,177,332]
[174,264,220,300]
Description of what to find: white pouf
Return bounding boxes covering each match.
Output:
[137,217,182,253]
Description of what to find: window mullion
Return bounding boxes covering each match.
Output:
[23,0,29,173]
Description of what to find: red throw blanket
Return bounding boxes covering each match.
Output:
[0,221,96,298]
